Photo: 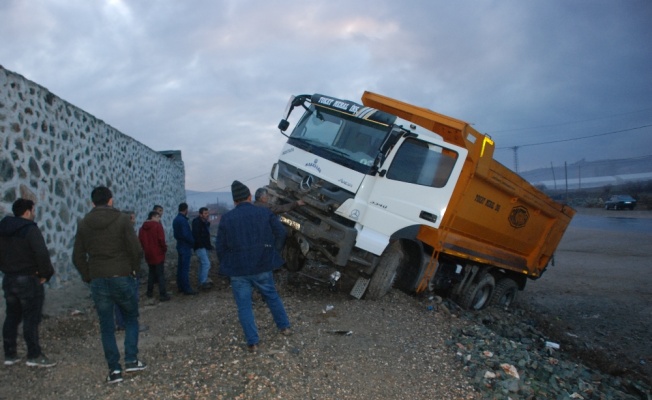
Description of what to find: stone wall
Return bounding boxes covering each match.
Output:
[0,66,186,287]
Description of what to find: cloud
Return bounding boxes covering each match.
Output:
[1,0,651,188]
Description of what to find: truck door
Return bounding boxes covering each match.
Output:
[355,136,467,254]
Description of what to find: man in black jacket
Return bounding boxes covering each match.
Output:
[192,207,213,290]
[0,198,56,368]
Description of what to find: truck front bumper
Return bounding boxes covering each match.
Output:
[279,210,358,267]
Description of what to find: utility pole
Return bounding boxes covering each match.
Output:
[564,161,568,203]
[512,146,519,173]
[550,162,557,190]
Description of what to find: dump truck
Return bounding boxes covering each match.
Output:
[268,91,575,309]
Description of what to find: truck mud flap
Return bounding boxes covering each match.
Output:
[350,277,370,299]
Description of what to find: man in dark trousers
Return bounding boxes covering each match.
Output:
[139,211,170,301]
[192,207,213,290]
[73,186,146,384]
[216,181,292,353]
[0,198,56,368]
[173,202,196,295]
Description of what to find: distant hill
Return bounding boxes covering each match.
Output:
[185,190,233,211]
[519,155,652,190]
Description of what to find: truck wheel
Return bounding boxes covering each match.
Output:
[283,238,305,272]
[489,278,519,308]
[459,274,495,310]
[366,241,404,300]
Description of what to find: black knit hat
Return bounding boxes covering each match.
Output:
[231,180,251,202]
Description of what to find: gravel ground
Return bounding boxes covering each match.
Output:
[2,269,650,399]
[1,207,651,399]
[0,274,479,400]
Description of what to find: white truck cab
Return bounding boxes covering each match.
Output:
[269,94,466,298]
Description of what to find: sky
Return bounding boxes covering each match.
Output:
[2,0,651,194]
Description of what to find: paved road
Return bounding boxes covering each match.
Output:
[520,207,652,382]
[572,213,652,233]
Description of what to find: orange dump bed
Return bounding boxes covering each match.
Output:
[362,91,575,278]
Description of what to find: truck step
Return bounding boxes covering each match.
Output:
[350,277,370,299]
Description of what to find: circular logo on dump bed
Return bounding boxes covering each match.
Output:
[508,206,529,228]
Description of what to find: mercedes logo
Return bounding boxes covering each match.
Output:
[300,175,314,191]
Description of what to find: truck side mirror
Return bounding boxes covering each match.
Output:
[278,119,290,132]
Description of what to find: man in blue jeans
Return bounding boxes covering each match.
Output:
[73,186,147,384]
[216,181,292,353]
[173,202,196,295]
[192,207,213,290]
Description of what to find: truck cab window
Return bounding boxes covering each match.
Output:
[386,138,458,188]
[290,105,391,172]
[298,110,341,145]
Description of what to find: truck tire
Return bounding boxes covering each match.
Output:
[366,241,404,300]
[489,277,519,307]
[283,238,305,272]
[458,274,495,310]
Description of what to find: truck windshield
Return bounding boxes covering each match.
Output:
[287,105,390,173]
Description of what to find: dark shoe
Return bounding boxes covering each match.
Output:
[106,370,123,384]
[146,292,153,298]
[116,325,125,332]
[125,360,147,372]
[26,354,57,368]
[280,328,293,336]
[4,356,20,366]
[160,294,171,302]
[200,282,213,291]
[183,290,198,296]
[247,344,259,353]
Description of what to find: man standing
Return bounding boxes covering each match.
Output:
[192,207,213,291]
[72,187,146,384]
[140,211,170,301]
[216,181,292,353]
[0,199,56,368]
[254,187,304,214]
[153,205,164,218]
[173,202,196,295]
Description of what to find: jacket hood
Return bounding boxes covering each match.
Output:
[140,220,160,231]
[0,216,36,237]
[83,206,123,230]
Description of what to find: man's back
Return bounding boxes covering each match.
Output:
[0,215,54,279]
[139,220,166,265]
[73,206,141,281]
[173,213,193,249]
[216,202,286,276]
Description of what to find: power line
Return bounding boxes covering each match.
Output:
[490,107,652,134]
[496,124,652,150]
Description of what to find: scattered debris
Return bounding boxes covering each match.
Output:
[545,341,560,350]
[327,330,353,336]
[500,363,520,379]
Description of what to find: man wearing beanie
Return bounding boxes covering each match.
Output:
[216,180,292,353]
